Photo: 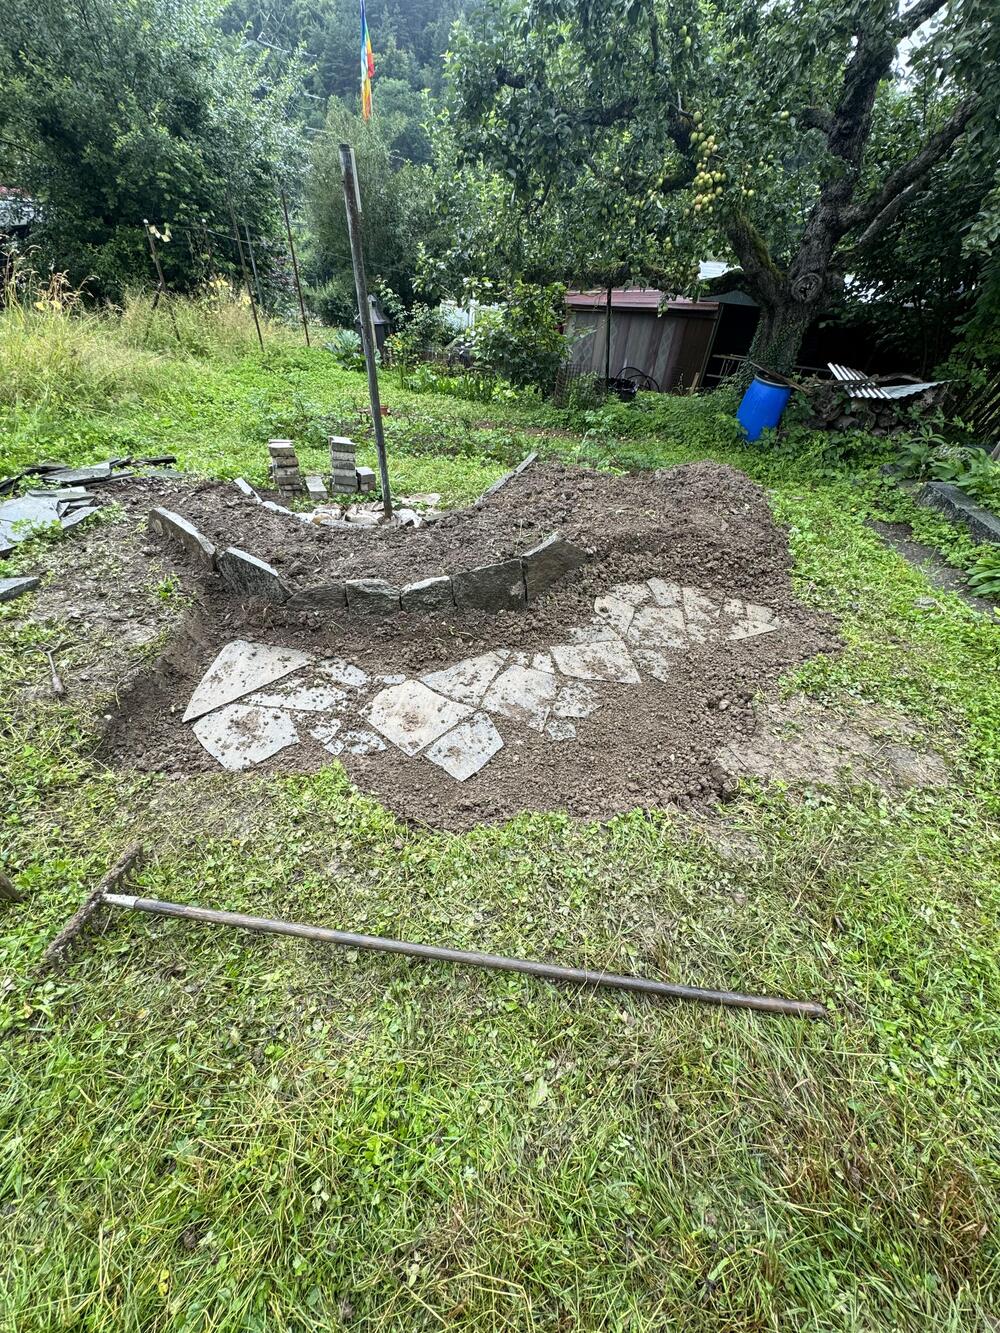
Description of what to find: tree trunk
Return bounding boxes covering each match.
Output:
[747,298,815,375]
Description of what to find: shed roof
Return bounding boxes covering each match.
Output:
[565,288,719,314]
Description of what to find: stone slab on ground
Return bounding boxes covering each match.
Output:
[481,663,558,729]
[148,507,216,569]
[233,478,259,500]
[401,575,454,612]
[45,463,112,485]
[183,639,314,722]
[423,650,509,705]
[920,481,1000,545]
[452,559,526,612]
[521,532,588,601]
[0,575,41,603]
[192,702,300,770]
[0,495,63,552]
[216,547,289,603]
[356,467,376,492]
[367,680,472,756]
[480,451,538,500]
[425,712,503,781]
[304,475,328,500]
[60,507,99,531]
[346,578,400,613]
[248,680,347,712]
[550,639,641,685]
[287,582,348,611]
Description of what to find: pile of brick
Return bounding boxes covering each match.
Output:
[268,439,304,494]
[328,436,359,494]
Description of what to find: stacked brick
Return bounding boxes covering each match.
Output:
[328,436,358,494]
[268,439,304,495]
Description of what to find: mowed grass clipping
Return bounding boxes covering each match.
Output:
[2,304,1000,1331]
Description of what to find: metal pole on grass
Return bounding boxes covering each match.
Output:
[227,202,265,353]
[338,142,392,518]
[605,284,613,388]
[280,187,311,347]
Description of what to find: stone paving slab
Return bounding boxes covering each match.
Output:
[192,703,299,770]
[550,639,641,684]
[0,575,41,603]
[425,712,503,781]
[422,651,509,705]
[183,640,314,722]
[481,663,559,730]
[367,680,472,756]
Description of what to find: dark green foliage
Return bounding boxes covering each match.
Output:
[471,282,569,392]
[0,0,302,300]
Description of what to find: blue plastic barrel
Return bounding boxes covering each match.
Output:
[737,375,792,441]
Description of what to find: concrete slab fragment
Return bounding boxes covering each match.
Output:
[552,681,600,719]
[342,729,386,756]
[594,594,636,637]
[422,651,509,705]
[727,602,780,640]
[647,578,682,608]
[626,604,688,649]
[0,495,62,548]
[311,719,343,754]
[613,582,653,606]
[60,507,99,530]
[0,575,41,603]
[544,718,577,741]
[682,586,719,642]
[367,680,472,756]
[481,664,558,730]
[425,712,503,781]
[183,639,314,722]
[192,703,299,770]
[317,658,369,691]
[565,622,619,644]
[550,640,640,685]
[632,649,674,681]
[248,681,347,712]
[531,652,555,674]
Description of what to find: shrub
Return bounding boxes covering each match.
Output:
[471,282,568,393]
[385,304,456,369]
[323,329,365,372]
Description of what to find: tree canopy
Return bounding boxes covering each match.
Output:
[447,0,1000,369]
[0,0,301,299]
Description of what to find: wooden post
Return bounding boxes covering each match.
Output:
[280,188,311,347]
[605,285,613,388]
[142,220,181,343]
[339,142,392,519]
[228,202,264,352]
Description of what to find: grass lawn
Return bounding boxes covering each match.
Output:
[2,314,999,1331]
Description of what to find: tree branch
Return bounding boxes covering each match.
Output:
[725,213,784,306]
[799,106,833,135]
[840,180,924,259]
[895,0,951,39]
[841,96,978,235]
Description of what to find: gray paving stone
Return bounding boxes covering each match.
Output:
[544,718,577,741]
[317,658,369,690]
[565,622,620,644]
[148,507,216,569]
[216,547,289,603]
[261,500,295,516]
[593,593,636,636]
[0,575,40,603]
[681,587,720,642]
[425,712,503,781]
[452,559,526,612]
[346,578,400,614]
[286,582,348,611]
[45,463,112,484]
[367,680,471,756]
[481,664,558,730]
[60,507,99,531]
[304,475,328,500]
[552,681,600,718]
[725,599,780,640]
[192,703,299,770]
[183,639,313,722]
[422,650,509,705]
[401,575,454,612]
[1,495,62,549]
[632,649,674,681]
[233,477,258,500]
[626,604,687,649]
[248,681,347,712]
[646,577,683,607]
[341,729,387,756]
[550,640,640,685]
[520,532,588,600]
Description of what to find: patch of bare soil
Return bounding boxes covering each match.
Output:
[12,461,953,830]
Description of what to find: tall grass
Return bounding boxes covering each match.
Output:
[0,264,298,418]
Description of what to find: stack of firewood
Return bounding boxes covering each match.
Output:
[797,378,946,435]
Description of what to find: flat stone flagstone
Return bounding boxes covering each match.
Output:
[422,650,509,705]
[183,577,784,782]
[0,575,41,603]
[367,680,472,756]
[425,712,503,781]
[192,703,299,770]
[248,680,347,712]
[216,548,289,603]
[550,639,641,685]
[481,663,559,730]
[183,640,314,722]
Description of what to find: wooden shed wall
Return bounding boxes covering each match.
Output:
[566,307,718,391]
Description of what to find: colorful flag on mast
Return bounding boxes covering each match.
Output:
[360,0,374,120]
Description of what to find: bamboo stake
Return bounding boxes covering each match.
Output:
[280,187,311,347]
[228,202,265,352]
